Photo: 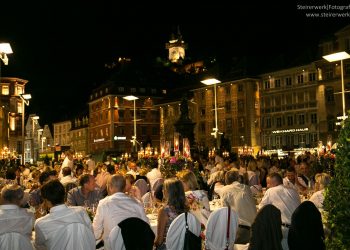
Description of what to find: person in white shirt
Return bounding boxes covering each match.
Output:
[34,179,95,250]
[92,174,149,247]
[0,184,34,238]
[259,172,301,250]
[85,155,96,174]
[58,150,74,179]
[126,161,139,179]
[283,166,307,193]
[220,169,257,244]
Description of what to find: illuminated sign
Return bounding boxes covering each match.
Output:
[93,138,105,142]
[272,128,308,134]
[114,136,126,140]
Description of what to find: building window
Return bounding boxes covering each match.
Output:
[118,87,125,92]
[264,81,270,89]
[16,86,23,95]
[297,74,304,84]
[238,84,243,92]
[201,91,205,100]
[308,72,316,82]
[225,101,231,113]
[325,87,335,103]
[2,85,9,95]
[311,113,317,124]
[142,126,147,135]
[285,77,292,86]
[200,108,205,117]
[151,88,157,94]
[276,117,282,127]
[9,116,15,131]
[238,100,244,112]
[275,79,281,88]
[287,116,293,126]
[140,88,146,93]
[266,117,271,128]
[299,114,305,125]
[17,102,23,114]
[131,88,136,93]
[225,86,231,96]
[152,127,158,135]
[200,122,205,133]
[226,118,232,133]
[325,68,333,80]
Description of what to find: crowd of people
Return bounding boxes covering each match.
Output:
[0,149,330,250]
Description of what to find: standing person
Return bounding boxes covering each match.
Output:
[58,150,74,179]
[0,184,34,239]
[85,155,96,174]
[288,201,325,250]
[92,174,149,248]
[154,178,189,250]
[34,180,95,250]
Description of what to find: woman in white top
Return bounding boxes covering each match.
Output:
[178,169,211,225]
[309,173,331,209]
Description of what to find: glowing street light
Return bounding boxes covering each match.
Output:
[0,43,13,66]
[323,51,350,122]
[123,95,139,151]
[19,93,31,164]
[201,78,222,149]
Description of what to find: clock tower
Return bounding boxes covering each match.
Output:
[166,26,187,63]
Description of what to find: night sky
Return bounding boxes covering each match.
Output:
[1,1,349,126]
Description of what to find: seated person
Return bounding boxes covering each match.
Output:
[60,167,77,186]
[34,180,94,250]
[0,184,34,239]
[67,174,102,207]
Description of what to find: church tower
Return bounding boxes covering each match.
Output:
[166,26,187,63]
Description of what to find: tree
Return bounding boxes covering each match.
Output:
[324,119,350,249]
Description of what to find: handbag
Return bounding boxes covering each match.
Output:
[183,212,202,250]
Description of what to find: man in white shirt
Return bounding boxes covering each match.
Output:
[219,169,257,244]
[34,179,95,250]
[0,184,34,239]
[58,150,74,179]
[259,172,301,250]
[283,166,306,193]
[126,161,139,179]
[92,174,149,248]
[86,155,96,174]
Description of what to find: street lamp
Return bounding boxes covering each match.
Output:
[32,116,39,162]
[201,78,221,149]
[19,93,31,164]
[0,43,13,83]
[123,95,139,152]
[323,51,350,121]
[37,129,43,158]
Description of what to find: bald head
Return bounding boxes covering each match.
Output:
[107,174,126,194]
[1,184,24,205]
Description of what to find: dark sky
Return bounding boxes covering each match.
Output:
[1,1,349,126]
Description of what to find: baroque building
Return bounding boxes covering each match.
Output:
[0,77,28,160]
